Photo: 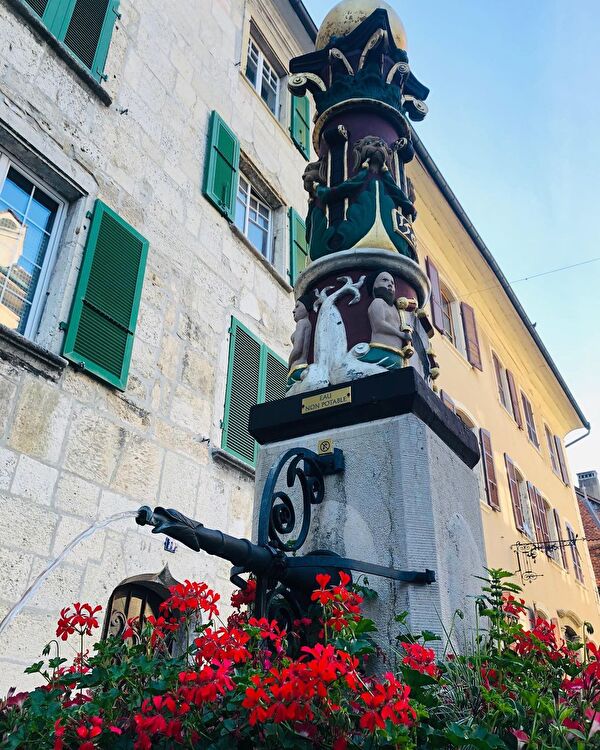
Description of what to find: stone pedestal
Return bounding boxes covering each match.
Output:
[250,369,486,654]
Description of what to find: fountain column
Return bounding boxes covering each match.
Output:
[250,3,486,650]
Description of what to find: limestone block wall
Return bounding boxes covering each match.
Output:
[0,0,313,690]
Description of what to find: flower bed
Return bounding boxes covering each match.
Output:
[0,569,598,748]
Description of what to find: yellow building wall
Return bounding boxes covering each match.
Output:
[408,156,600,638]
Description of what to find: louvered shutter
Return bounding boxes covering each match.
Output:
[553,509,568,569]
[440,390,456,413]
[528,483,550,547]
[222,320,262,465]
[566,525,584,582]
[62,200,148,390]
[289,208,309,285]
[203,111,240,221]
[480,429,499,510]
[460,302,483,370]
[425,258,444,332]
[506,370,523,428]
[554,435,569,485]
[264,351,287,403]
[545,426,560,475]
[521,392,540,447]
[290,95,311,160]
[63,0,118,79]
[23,0,50,16]
[505,454,525,532]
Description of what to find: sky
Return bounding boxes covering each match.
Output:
[303,0,600,476]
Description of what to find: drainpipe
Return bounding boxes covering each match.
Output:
[566,425,591,449]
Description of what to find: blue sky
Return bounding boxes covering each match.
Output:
[303,0,600,476]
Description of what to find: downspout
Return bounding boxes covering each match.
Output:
[566,425,591,449]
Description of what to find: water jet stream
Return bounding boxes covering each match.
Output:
[0,510,139,639]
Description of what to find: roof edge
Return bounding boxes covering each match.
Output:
[289,0,318,42]
[411,129,590,432]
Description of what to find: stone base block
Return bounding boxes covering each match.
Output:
[251,373,486,656]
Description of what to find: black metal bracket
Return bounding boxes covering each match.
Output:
[136,446,435,645]
[313,448,345,476]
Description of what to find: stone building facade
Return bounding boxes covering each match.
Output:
[0,0,597,692]
[0,0,315,689]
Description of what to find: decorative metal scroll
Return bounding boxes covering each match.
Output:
[136,446,435,648]
[512,536,579,584]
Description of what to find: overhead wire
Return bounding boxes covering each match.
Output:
[463,256,600,299]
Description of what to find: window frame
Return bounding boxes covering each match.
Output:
[234,175,274,263]
[491,351,513,417]
[515,468,535,541]
[521,390,540,448]
[566,523,584,583]
[245,35,282,120]
[0,151,66,340]
[544,423,561,477]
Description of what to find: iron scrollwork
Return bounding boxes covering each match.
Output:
[137,446,435,645]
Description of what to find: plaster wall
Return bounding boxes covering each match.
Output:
[254,414,486,655]
[0,0,313,689]
[408,158,600,635]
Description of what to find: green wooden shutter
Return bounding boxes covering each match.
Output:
[264,350,287,402]
[203,111,240,221]
[222,320,262,465]
[62,200,148,391]
[290,95,310,160]
[222,321,287,466]
[60,0,119,81]
[23,0,118,80]
[23,0,50,17]
[289,208,309,285]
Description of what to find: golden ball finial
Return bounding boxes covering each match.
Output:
[315,0,408,51]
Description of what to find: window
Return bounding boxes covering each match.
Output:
[425,257,483,369]
[456,409,486,505]
[62,200,149,391]
[440,285,455,345]
[505,454,534,538]
[0,154,65,338]
[546,429,569,485]
[245,37,281,117]
[491,352,523,429]
[521,391,540,448]
[545,425,560,476]
[492,353,511,412]
[553,509,569,568]
[103,571,175,645]
[235,177,273,261]
[222,318,287,467]
[479,429,500,510]
[21,0,119,82]
[566,524,584,583]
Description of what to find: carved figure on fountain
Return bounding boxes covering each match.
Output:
[290,7,428,264]
[288,294,314,389]
[303,132,418,261]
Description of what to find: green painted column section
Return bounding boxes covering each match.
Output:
[62,199,149,391]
